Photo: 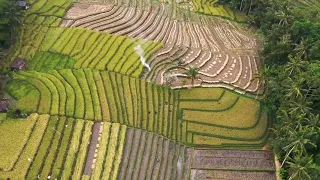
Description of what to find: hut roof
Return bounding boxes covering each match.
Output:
[0,99,10,112]
[10,58,26,70]
[16,1,28,7]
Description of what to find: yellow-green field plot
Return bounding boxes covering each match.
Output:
[24,0,73,26]
[0,114,127,179]
[5,70,269,148]
[0,114,39,172]
[178,88,271,148]
[0,114,50,179]
[15,26,162,77]
[191,0,248,22]
[5,69,179,140]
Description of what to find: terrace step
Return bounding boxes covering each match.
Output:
[118,128,190,180]
[190,149,276,180]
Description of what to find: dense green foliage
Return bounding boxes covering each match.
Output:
[0,0,278,179]
[220,0,320,179]
[0,0,23,48]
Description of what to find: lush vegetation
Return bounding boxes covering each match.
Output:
[7,70,269,148]
[0,0,279,179]
[179,87,270,148]
[0,114,49,179]
[192,0,248,22]
[0,114,38,171]
[0,0,22,48]
[220,0,320,179]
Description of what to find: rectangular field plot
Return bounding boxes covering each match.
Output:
[190,169,276,180]
[0,114,50,179]
[192,149,275,170]
[118,127,191,180]
[189,149,276,180]
[0,114,39,171]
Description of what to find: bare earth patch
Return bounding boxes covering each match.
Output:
[61,0,264,96]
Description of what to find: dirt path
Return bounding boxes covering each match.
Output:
[83,121,101,175]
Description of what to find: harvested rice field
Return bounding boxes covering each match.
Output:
[0,0,275,179]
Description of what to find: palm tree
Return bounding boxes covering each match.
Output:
[294,38,313,60]
[285,54,308,76]
[283,124,316,161]
[184,66,199,87]
[275,1,292,27]
[275,10,292,27]
[305,114,320,132]
[283,77,307,101]
[288,99,312,117]
[287,155,316,180]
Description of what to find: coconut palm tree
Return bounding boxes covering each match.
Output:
[288,99,312,117]
[184,66,199,87]
[278,126,315,169]
[283,77,307,101]
[287,155,316,180]
[305,114,320,131]
[283,124,316,158]
[294,38,313,60]
[285,54,309,76]
[275,2,292,27]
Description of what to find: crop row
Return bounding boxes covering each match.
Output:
[62,1,256,51]
[177,88,271,148]
[28,51,77,73]
[6,70,269,147]
[0,114,50,179]
[0,114,39,172]
[35,27,162,77]
[188,148,276,179]
[7,69,180,140]
[62,0,261,95]
[24,0,73,26]
[191,150,275,170]
[24,116,95,180]
[88,122,126,179]
[147,49,263,96]
[191,169,276,180]
[12,25,49,63]
[118,128,192,180]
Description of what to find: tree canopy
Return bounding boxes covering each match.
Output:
[220,0,320,179]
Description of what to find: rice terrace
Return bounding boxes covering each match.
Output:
[4,0,320,179]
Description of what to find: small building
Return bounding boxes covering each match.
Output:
[16,1,30,10]
[10,58,26,71]
[0,99,11,113]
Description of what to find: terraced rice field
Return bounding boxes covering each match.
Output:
[61,0,263,96]
[7,71,270,148]
[24,0,73,26]
[178,88,271,148]
[118,128,192,180]
[0,0,275,179]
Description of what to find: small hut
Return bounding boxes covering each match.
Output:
[10,58,26,71]
[0,99,11,113]
[16,1,30,10]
